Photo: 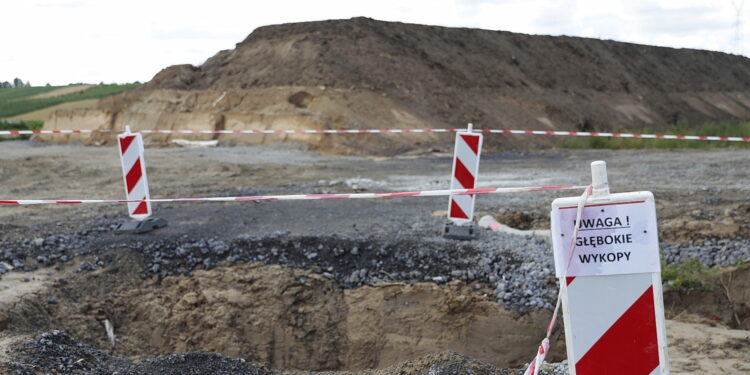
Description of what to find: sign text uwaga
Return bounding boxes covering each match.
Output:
[552,198,661,277]
[575,215,633,264]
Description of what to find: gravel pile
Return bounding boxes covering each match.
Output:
[662,238,750,267]
[4,331,568,375]
[0,217,121,273]
[536,361,569,375]
[122,353,269,375]
[0,217,559,312]
[120,227,558,313]
[6,330,125,374]
[5,331,273,375]
[1,217,748,314]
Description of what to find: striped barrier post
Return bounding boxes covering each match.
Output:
[118,126,151,220]
[115,126,167,234]
[550,161,669,374]
[444,123,483,239]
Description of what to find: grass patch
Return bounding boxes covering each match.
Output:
[559,122,750,149]
[0,86,62,102]
[9,99,100,121]
[662,259,718,292]
[0,83,140,118]
[0,119,44,140]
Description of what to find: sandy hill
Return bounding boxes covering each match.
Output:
[44,17,750,154]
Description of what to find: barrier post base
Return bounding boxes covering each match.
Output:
[443,221,478,240]
[115,217,168,234]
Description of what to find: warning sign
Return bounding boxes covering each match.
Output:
[552,199,661,277]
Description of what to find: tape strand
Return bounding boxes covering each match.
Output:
[523,185,592,375]
[0,185,587,206]
[2,128,748,142]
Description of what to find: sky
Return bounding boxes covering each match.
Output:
[1,0,747,86]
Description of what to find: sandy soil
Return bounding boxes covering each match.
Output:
[667,318,750,374]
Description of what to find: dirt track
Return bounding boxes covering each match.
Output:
[1,140,749,374]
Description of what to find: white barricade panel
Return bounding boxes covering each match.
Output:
[118,131,152,220]
[447,131,483,224]
[552,190,669,375]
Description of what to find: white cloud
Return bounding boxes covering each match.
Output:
[0,0,747,85]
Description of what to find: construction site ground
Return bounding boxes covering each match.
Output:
[0,139,749,374]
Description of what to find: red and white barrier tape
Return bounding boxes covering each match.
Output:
[0,185,586,206]
[0,129,109,135]
[2,128,749,142]
[523,185,592,375]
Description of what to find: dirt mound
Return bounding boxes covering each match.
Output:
[43,18,750,154]
[664,264,750,329]
[5,259,562,372]
[659,202,750,243]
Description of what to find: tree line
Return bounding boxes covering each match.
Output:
[1,78,32,88]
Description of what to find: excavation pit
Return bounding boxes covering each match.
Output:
[3,237,565,373]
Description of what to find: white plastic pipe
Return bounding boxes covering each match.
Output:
[478,215,551,238]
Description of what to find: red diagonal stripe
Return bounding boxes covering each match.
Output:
[454,159,475,189]
[449,199,469,219]
[576,286,659,375]
[566,276,576,286]
[459,134,480,154]
[119,135,136,154]
[125,158,143,194]
[0,201,20,205]
[131,198,149,215]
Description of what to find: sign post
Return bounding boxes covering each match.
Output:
[551,161,669,374]
[444,123,483,240]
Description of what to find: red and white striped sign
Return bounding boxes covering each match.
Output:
[562,273,667,374]
[118,130,152,220]
[447,129,483,223]
[552,191,669,375]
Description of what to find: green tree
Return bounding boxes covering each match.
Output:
[13,78,23,88]
[1,82,11,88]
